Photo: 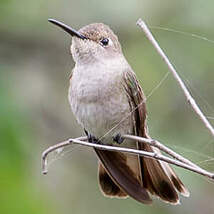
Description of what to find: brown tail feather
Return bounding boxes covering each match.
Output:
[139,142,189,204]
[159,160,190,197]
[98,162,127,198]
[95,136,189,204]
[95,148,152,204]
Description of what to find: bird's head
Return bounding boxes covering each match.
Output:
[49,19,122,64]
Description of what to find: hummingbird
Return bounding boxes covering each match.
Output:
[48,19,189,204]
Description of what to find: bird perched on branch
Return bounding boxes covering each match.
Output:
[49,19,189,204]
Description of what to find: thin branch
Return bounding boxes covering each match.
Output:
[41,136,87,174]
[123,135,201,170]
[136,18,214,138]
[41,135,214,181]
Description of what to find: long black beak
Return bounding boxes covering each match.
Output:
[48,18,87,39]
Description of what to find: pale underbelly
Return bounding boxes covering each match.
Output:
[69,91,133,144]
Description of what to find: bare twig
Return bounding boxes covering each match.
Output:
[136,18,214,137]
[123,135,201,170]
[41,136,87,174]
[41,135,214,180]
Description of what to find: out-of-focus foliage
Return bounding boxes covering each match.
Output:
[0,0,214,213]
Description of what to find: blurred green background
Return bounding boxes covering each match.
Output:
[1,0,214,213]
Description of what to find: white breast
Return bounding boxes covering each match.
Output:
[68,58,133,144]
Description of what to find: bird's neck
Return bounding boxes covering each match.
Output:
[74,54,129,75]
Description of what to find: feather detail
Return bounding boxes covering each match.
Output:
[98,161,127,198]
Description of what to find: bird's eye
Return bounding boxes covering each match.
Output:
[100,38,109,46]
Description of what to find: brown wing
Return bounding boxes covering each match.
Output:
[123,69,189,204]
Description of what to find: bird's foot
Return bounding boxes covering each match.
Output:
[84,129,101,144]
[113,133,124,144]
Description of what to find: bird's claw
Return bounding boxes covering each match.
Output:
[84,129,100,144]
[113,133,124,144]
